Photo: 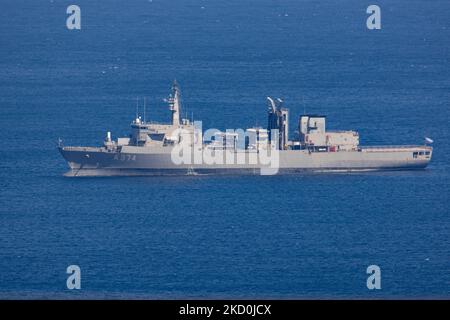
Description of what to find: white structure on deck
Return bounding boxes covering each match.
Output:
[299,115,359,151]
[246,127,269,151]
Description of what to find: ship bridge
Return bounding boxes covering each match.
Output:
[99,81,193,150]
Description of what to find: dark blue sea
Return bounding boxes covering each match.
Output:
[0,0,449,299]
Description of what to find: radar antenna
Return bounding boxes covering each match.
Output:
[167,80,181,126]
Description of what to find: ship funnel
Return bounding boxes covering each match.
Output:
[267,96,289,150]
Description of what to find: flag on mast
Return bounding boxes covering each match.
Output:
[425,137,434,144]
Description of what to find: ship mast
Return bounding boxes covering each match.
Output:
[168,80,181,126]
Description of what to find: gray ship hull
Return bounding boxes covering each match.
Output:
[59,145,432,177]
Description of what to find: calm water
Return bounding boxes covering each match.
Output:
[0,0,449,298]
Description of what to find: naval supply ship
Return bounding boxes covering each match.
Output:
[59,81,433,176]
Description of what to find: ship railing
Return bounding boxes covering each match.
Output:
[63,146,104,152]
[361,145,432,152]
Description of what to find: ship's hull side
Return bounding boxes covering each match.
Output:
[59,146,432,176]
